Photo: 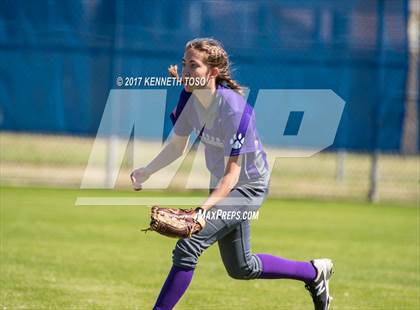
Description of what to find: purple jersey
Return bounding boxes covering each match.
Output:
[170,85,269,184]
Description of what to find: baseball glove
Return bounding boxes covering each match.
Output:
[142,206,206,239]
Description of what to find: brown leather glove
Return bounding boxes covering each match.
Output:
[142,206,206,239]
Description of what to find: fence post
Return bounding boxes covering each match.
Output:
[401,0,419,154]
[335,149,346,182]
[368,150,379,202]
[106,134,119,188]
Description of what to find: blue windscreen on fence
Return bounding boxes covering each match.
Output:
[0,0,416,152]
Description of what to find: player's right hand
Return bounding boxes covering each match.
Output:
[130,167,151,191]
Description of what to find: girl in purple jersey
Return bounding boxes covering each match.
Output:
[131,38,334,310]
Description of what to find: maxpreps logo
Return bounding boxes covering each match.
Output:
[230,133,245,150]
[78,89,346,192]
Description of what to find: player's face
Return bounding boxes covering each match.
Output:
[182,48,212,92]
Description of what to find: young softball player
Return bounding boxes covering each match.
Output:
[131,38,334,310]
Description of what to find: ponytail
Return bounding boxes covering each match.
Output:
[216,75,244,96]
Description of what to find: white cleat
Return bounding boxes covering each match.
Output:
[305,258,334,310]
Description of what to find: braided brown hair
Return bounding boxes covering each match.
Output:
[185,38,244,95]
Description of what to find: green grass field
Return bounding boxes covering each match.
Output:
[1,186,419,309]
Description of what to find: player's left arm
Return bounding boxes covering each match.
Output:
[199,155,242,211]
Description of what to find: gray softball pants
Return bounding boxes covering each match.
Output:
[172,176,270,280]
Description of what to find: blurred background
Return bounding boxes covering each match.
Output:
[0,0,419,203]
[1,1,419,309]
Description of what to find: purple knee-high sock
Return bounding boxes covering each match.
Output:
[256,253,316,283]
[153,265,194,310]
